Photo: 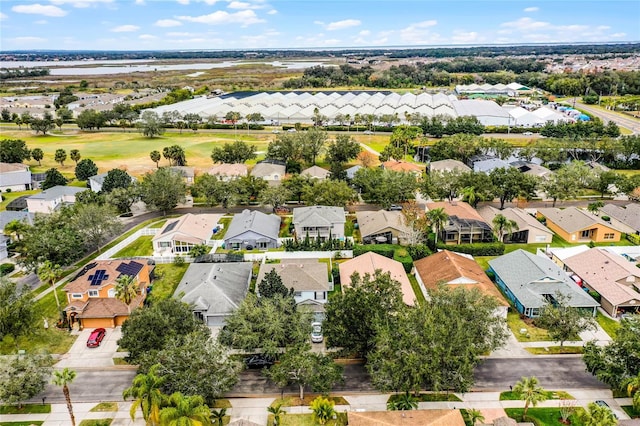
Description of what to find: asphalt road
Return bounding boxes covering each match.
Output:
[571,98,640,134]
[31,369,137,404]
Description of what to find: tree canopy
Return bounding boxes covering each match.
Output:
[0,139,31,163]
[140,168,187,215]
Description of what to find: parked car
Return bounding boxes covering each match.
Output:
[311,322,323,343]
[363,130,373,134]
[272,129,281,134]
[594,400,618,419]
[245,354,275,369]
[86,328,106,348]
[287,128,297,132]
[523,131,533,136]
[388,204,403,211]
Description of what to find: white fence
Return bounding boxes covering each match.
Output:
[98,228,159,260]
[243,250,353,262]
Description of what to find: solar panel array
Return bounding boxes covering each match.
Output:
[116,261,144,278]
[162,220,179,235]
[88,269,109,286]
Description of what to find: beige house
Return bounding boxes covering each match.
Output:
[152,213,222,256]
[537,207,622,243]
[301,165,331,180]
[478,206,553,244]
[208,163,248,181]
[426,201,493,244]
[292,205,346,240]
[428,159,471,174]
[600,203,640,236]
[340,251,416,306]
[381,160,423,176]
[250,162,286,183]
[356,209,410,245]
[169,166,195,185]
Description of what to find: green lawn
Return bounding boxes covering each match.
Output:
[505,407,585,426]
[0,422,44,426]
[112,235,154,257]
[147,264,189,303]
[0,189,40,211]
[267,413,348,426]
[596,311,621,338]
[89,402,118,412]
[500,391,574,401]
[525,346,584,355]
[279,216,293,238]
[622,405,640,418]
[388,393,462,403]
[112,358,129,366]
[79,420,112,426]
[408,274,427,305]
[0,405,51,414]
[212,399,232,409]
[148,220,168,229]
[213,217,232,240]
[507,311,553,342]
[271,396,349,407]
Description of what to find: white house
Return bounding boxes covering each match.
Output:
[0,163,32,192]
[26,186,85,214]
[152,213,222,256]
[292,205,346,240]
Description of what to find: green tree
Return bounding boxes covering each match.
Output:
[37,260,62,311]
[192,174,236,208]
[224,111,242,133]
[325,134,361,179]
[578,402,618,426]
[210,140,257,164]
[259,185,291,211]
[0,353,52,408]
[106,185,140,214]
[258,269,290,299]
[210,408,226,426]
[0,139,31,163]
[30,117,55,135]
[53,368,77,426]
[150,150,161,168]
[73,203,122,252]
[3,219,28,242]
[587,201,604,214]
[426,207,448,245]
[467,408,485,425]
[301,179,357,206]
[267,403,285,425]
[54,149,67,166]
[309,396,337,425]
[282,174,312,203]
[189,244,210,258]
[74,158,98,181]
[387,393,418,411]
[595,171,621,198]
[535,293,597,347]
[267,133,303,163]
[513,376,548,420]
[41,168,68,190]
[31,147,44,166]
[301,127,328,165]
[159,392,211,426]
[123,364,166,425]
[420,169,464,201]
[138,111,165,138]
[69,149,81,165]
[492,214,518,242]
[115,274,139,314]
[140,168,187,215]
[101,168,132,193]
[623,372,640,411]
[0,278,36,344]
[235,175,268,205]
[162,145,187,167]
[542,165,582,207]
[75,190,104,206]
[490,167,538,209]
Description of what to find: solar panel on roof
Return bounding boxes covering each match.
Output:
[116,261,143,277]
[162,220,179,235]
[90,269,107,286]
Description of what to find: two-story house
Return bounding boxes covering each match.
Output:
[292,205,346,241]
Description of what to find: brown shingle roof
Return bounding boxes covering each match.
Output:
[381,160,423,173]
[348,409,466,426]
[64,259,147,293]
[355,210,410,239]
[256,259,330,292]
[426,201,485,222]
[76,293,145,319]
[414,250,509,306]
[208,163,248,178]
[0,162,29,173]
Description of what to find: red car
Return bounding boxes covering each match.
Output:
[86,328,106,348]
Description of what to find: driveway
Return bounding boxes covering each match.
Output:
[55,327,122,369]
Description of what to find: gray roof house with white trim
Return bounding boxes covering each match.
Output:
[26,186,85,214]
[293,205,346,240]
[0,163,32,192]
[173,262,253,326]
[0,211,34,233]
[488,249,599,318]
[224,209,280,250]
[600,203,640,235]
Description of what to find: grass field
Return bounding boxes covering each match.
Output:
[525,346,584,355]
[505,407,585,425]
[0,422,44,426]
[271,396,349,407]
[388,392,462,403]
[596,311,621,338]
[267,413,347,426]
[500,390,573,401]
[622,405,640,418]
[0,189,39,211]
[147,263,188,303]
[507,311,553,342]
[113,235,154,257]
[0,405,51,414]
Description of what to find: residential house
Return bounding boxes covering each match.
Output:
[88,172,135,193]
[340,251,416,306]
[348,409,466,426]
[426,201,493,245]
[173,263,253,326]
[488,249,599,318]
[0,235,9,261]
[345,165,362,180]
[414,250,509,317]
[356,209,410,245]
[152,213,222,256]
[381,160,423,176]
[292,205,346,240]
[428,159,471,174]
[26,186,85,214]
[0,211,34,261]
[478,206,553,244]
[301,165,331,180]
[169,166,195,185]
[63,259,151,329]
[256,259,332,316]
[562,248,640,317]
[510,160,552,180]
[250,161,286,183]
[600,203,640,236]
[207,163,248,182]
[224,209,280,250]
[544,245,591,267]
[0,162,32,191]
[537,207,622,243]
[468,154,511,173]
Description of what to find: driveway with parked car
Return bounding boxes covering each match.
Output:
[55,327,123,369]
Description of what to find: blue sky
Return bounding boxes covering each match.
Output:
[1,0,638,51]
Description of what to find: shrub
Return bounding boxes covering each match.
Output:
[626,233,640,245]
[601,215,610,222]
[0,263,15,275]
[437,242,505,256]
[588,290,601,303]
[352,244,396,258]
[393,251,414,273]
[407,244,431,261]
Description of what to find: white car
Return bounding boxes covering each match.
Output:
[523,131,533,136]
[311,322,323,343]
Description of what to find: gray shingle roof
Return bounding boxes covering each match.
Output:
[537,207,620,234]
[489,249,599,310]
[224,209,281,241]
[478,206,553,235]
[601,203,640,233]
[0,211,34,231]
[293,205,346,227]
[28,185,85,201]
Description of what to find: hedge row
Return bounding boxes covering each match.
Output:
[626,233,640,245]
[0,263,15,276]
[436,242,505,256]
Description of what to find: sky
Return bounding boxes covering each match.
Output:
[1,0,639,51]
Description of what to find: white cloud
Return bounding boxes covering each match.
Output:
[610,32,626,38]
[501,17,549,30]
[451,30,481,44]
[267,9,277,15]
[11,36,47,43]
[177,10,265,26]
[326,19,361,31]
[166,31,198,37]
[399,20,440,44]
[111,24,140,32]
[139,34,156,40]
[176,0,189,4]
[135,0,145,4]
[228,1,263,10]
[12,4,67,17]
[359,30,370,36]
[155,19,182,27]
[523,7,539,12]
[0,12,7,20]
[499,17,619,43]
[50,0,113,8]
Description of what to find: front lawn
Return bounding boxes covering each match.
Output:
[505,407,585,426]
[0,422,44,426]
[622,405,640,418]
[267,413,348,426]
[408,274,427,305]
[89,402,118,412]
[500,390,574,401]
[388,392,462,403]
[0,189,40,211]
[507,311,553,342]
[596,311,621,338]
[112,235,154,257]
[79,420,112,426]
[147,264,189,303]
[212,217,232,240]
[270,396,349,407]
[0,405,51,414]
[525,346,584,355]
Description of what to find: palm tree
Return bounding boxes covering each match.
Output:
[4,219,28,241]
[267,402,285,425]
[587,201,604,215]
[310,396,336,425]
[115,274,139,314]
[578,402,618,426]
[623,372,640,411]
[53,368,77,426]
[387,392,418,411]
[210,408,226,426]
[38,260,62,311]
[122,364,166,425]
[467,408,485,425]
[512,376,548,420]
[492,214,519,243]
[461,186,480,208]
[159,392,211,426]
[426,207,449,245]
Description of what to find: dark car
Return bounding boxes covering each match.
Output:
[86,328,106,348]
[245,354,275,369]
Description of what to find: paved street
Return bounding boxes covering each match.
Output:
[572,98,640,134]
[32,370,137,404]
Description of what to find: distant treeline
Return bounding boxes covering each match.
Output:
[0,68,50,80]
[2,43,639,61]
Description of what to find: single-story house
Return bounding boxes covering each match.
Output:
[537,207,622,243]
[208,163,248,182]
[88,173,108,193]
[152,213,222,256]
[510,161,552,180]
[478,206,553,244]
[26,186,85,214]
[428,159,471,174]
[468,155,511,173]
[600,203,640,236]
[292,205,346,240]
[256,259,332,309]
[562,248,640,317]
[169,166,195,185]
[173,262,253,326]
[426,201,493,245]
[348,409,466,426]
[356,209,410,245]
[414,250,509,317]
[345,165,362,180]
[63,259,151,329]
[381,160,423,176]
[488,249,599,318]
[0,162,32,192]
[301,165,331,180]
[340,251,416,306]
[0,211,34,233]
[250,161,286,183]
[544,245,591,267]
[224,209,280,250]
